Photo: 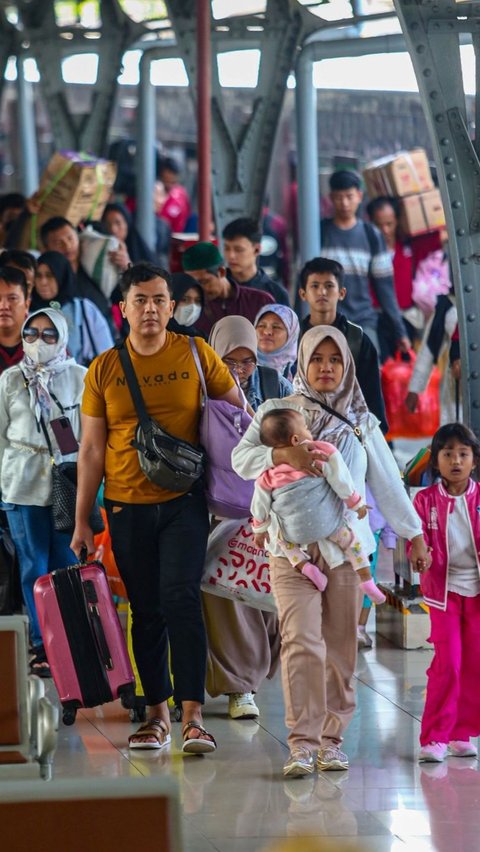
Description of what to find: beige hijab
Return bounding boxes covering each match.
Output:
[291,325,369,441]
[208,315,258,360]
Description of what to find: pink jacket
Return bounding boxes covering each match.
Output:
[411,479,480,611]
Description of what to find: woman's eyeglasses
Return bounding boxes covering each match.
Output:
[22,328,59,344]
[223,357,256,371]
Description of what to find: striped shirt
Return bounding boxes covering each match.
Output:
[321,218,406,339]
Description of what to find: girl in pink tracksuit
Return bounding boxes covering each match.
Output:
[410,422,480,763]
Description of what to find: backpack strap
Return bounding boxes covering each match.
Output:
[363,221,379,261]
[344,320,363,367]
[258,365,280,401]
[79,298,98,358]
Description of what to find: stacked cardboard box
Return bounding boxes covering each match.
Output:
[363,148,445,237]
[17,150,117,250]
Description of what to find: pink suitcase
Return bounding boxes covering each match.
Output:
[34,561,135,725]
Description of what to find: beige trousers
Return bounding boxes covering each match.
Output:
[202,593,281,697]
[269,553,362,752]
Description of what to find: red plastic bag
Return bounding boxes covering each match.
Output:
[381,349,441,440]
[94,507,127,599]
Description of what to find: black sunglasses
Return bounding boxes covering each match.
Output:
[22,327,59,344]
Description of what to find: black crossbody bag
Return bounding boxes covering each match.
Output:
[117,341,205,492]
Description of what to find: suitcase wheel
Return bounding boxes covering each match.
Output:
[62,708,77,726]
[129,697,147,724]
[129,706,147,723]
[119,684,136,710]
[171,704,182,723]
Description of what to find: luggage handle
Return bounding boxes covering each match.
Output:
[85,588,114,671]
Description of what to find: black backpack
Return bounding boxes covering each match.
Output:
[258,365,281,401]
[344,321,364,367]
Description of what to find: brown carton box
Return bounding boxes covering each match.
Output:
[16,151,117,250]
[399,195,428,236]
[363,148,434,199]
[409,148,435,193]
[421,188,446,230]
[363,166,388,201]
[399,188,445,236]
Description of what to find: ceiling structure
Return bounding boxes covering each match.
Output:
[1,0,480,431]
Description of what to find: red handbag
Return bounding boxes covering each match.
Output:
[381,349,441,440]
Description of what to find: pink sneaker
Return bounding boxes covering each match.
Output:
[418,742,448,763]
[448,740,478,758]
[359,578,386,605]
[301,562,328,592]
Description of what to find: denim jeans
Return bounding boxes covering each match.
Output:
[105,485,210,707]
[3,503,78,649]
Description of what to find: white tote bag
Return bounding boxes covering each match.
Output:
[201,518,276,612]
[79,227,119,299]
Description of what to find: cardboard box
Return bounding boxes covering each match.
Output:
[376,584,431,650]
[422,188,446,230]
[399,195,427,237]
[16,151,117,250]
[399,188,445,236]
[363,148,434,199]
[38,151,117,224]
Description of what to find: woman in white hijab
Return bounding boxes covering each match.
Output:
[0,308,87,675]
[233,325,429,777]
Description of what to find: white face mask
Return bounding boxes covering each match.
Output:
[23,338,58,365]
[174,303,202,327]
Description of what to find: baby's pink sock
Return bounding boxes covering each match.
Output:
[360,578,386,605]
[301,562,328,592]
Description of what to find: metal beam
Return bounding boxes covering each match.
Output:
[16,57,39,195]
[167,0,310,237]
[295,32,407,273]
[18,0,146,155]
[136,54,156,251]
[394,0,480,433]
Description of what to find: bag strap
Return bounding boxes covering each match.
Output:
[115,341,153,435]
[188,337,207,401]
[80,298,98,358]
[303,393,363,441]
[258,365,280,401]
[37,414,55,461]
[363,221,379,269]
[20,369,58,459]
[188,336,248,411]
[344,321,363,367]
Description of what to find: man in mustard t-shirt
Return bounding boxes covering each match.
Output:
[71,261,240,754]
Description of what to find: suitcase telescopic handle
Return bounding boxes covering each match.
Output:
[83,579,113,671]
[89,605,113,671]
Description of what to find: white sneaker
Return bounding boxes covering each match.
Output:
[228,692,260,719]
[357,627,373,649]
[317,744,349,771]
[418,742,448,763]
[448,740,478,758]
[283,747,315,778]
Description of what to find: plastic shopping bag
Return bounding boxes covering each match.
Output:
[201,518,276,612]
[79,227,119,299]
[381,349,441,440]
